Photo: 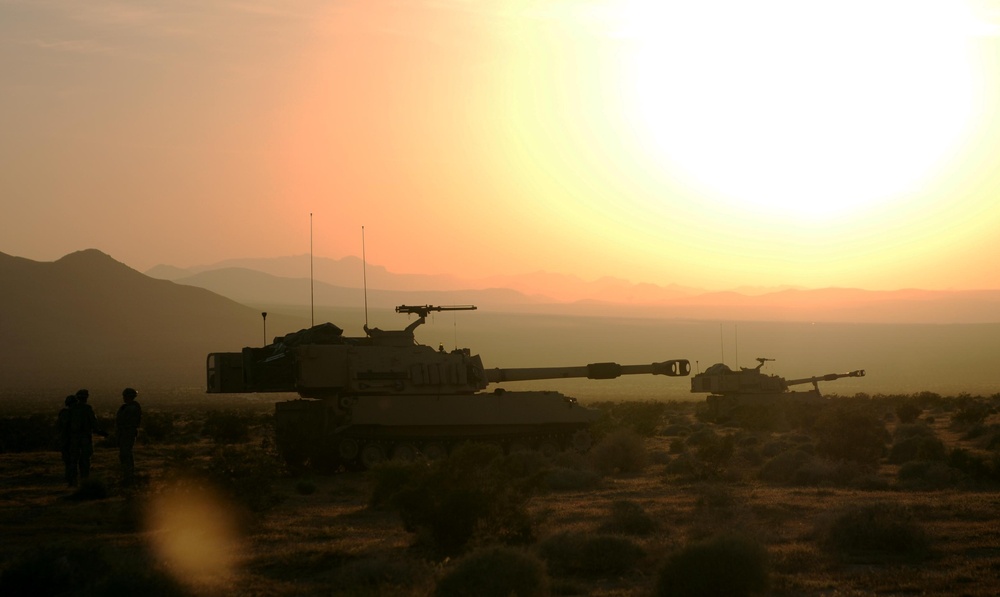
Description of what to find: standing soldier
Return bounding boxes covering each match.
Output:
[57,394,79,486]
[116,387,142,485]
[74,389,107,480]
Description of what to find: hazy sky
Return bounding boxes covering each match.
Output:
[3,0,999,290]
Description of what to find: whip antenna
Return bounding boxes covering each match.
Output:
[362,226,369,328]
[720,323,725,366]
[310,212,314,327]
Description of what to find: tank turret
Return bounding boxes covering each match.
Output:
[690,357,865,422]
[207,305,691,470]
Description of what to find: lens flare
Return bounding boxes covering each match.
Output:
[146,481,241,589]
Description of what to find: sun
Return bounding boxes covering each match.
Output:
[616,0,980,221]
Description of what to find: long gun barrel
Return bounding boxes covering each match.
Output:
[486,359,691,383]
[786,369,866,391]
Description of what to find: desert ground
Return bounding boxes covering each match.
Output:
[1,390,999,596]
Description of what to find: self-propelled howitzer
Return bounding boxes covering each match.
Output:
[690,357,865,422]
[207,305,691,470]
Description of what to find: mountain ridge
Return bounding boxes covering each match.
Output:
[148,253,1000,324]
[4,249,1000,398]
[0,249,310,391]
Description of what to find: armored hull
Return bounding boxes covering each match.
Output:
[275,389,601,470]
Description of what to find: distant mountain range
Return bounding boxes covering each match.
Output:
[145,254,703,304]
[3,249,999,397]
[149,254,1000,324]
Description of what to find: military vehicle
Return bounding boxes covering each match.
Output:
[691,357,865,422]
[207,305,691,470]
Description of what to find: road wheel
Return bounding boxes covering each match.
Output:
[391,443,418,462]
[538,439,560,458]
[421,442,447,460]
[572,429,593,453]
[507,440,531,454]
[338,437,360,462]
[360,443,386,469]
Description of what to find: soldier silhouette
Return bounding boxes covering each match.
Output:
[57,394,79,486]
[115,387,142,485]
[73,389,107,481]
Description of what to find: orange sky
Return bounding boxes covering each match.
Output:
[3,1,999,291]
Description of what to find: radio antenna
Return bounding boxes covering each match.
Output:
[362,225,369,328]
[720,323,725,366]
[310,212,314,327]
[734,323,738,369]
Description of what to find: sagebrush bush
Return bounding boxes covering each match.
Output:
[201,410,253,444]
[820,502,930,561]
[760,438,793,458]
[204,444,285,512]
[369,459,425,508]
[375,443,536,556]
[0,414,54,453]
[141,411,177,443]
[590,428,648,475]
[948,448,994,482]
[334,554,434,595]
[435,546,548,597]
[683,427,718,447]
[738,445,763,466]
[758,449,812,484]
[654,533,769,597]
[590,400,667,437]
[951,398,991,429]
[895,402,922,423]
[694,483,735,511]
[663,453,712,481]
[813,406,886,467]
[888,435,946,464]
[695,432,735,468]
[661,424,691,437]
[897,460,956,490]
[599,500,659,535]
[538,532,645,578]
[0,543,186,597]
[493,449,551,480]
[543,466,601,491]
[893,422,935,441]
[787,458,864,487]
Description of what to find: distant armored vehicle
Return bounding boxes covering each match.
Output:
[207,305,691,470]
[691,357,865,422]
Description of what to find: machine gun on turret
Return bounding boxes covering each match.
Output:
[396,304,477,318]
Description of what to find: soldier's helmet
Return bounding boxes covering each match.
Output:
[122,387,138,399]
[75,389,89,401]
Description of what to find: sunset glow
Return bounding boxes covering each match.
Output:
[620,0,979,221]
[1,0,999,291]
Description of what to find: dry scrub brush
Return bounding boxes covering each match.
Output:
[368,442,538,556]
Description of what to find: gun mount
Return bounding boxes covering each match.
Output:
[690,357,866,422]
[207,305,691,470]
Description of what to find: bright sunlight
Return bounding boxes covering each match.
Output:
[616,0,981,221]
